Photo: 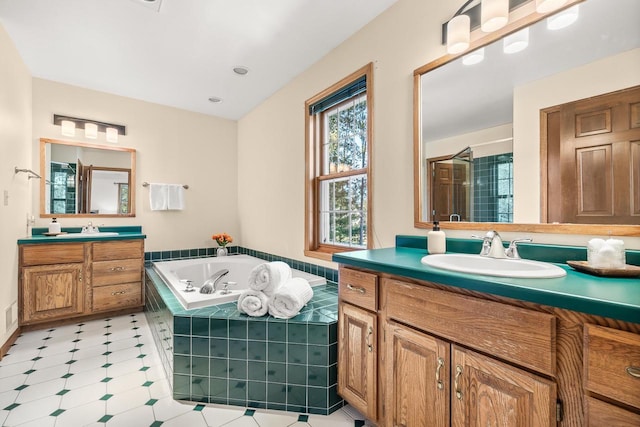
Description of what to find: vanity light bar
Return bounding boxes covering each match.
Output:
[442,0,529,46]
[53,114,127,136]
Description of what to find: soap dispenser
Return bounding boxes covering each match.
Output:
[427,221,446,254]
[48,217,61,234]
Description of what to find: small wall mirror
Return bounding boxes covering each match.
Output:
[414,0,640,235]
[40,138,136,218]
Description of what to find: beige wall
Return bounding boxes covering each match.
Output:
[32,79,240,252]
[238,0,451,266]
[238,0,640,256]
[0,24,32,345]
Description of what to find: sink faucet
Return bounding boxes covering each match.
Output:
[505,238,533,259]
[472,232,534,259]
[200,269,229,294]
[81,221,100,234]
[473,231,507,259]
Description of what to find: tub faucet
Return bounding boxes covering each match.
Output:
[472,230,507,259]
[200,269,229,294]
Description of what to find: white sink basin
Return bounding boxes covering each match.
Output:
[421,253,567,278]
[56,232,119,238]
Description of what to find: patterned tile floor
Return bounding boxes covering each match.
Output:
[0,313,369,427]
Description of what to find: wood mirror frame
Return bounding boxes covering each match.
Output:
[413,0,639,237]
[39,138,136,218]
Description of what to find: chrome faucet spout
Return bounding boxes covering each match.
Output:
[478,231,507,259]
[200,269,230,293]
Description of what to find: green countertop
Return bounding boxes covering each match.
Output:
[18,226,145,244]
[333,244,640,324]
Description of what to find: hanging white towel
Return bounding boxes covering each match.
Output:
[167,184,185,210]
[268,277,314,319]
[149,183,168,211]
[248,261,292,297]
[237,289,269,317]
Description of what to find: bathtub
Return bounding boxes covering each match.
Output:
[153,255,326,310]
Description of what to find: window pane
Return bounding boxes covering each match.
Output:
[319,174,367,248]
[322,95,367,175]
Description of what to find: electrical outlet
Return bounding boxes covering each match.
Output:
[3,190,8,206]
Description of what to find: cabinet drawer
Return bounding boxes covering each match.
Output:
[383,278,556,376]
[93,259,143,287]
[93,240,143,261]
[586,396,640,427]
[92,283,142,312]
[339,267,377,311]
[21,243,85,266]
[584,324,640,409]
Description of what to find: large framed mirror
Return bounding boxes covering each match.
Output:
[40,138,136,218]
[414,0,640,235]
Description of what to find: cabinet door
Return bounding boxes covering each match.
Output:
[451,346,557,427]
[386,321,449,427]
[338,303,377,421]
[586,396,640,427]
[21,263,85,324]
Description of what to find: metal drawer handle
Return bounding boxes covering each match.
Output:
[111,290,127,296]
[454,365,463,400]
[110,266,125,272]
[626,366,640,378]
[366,326,373,352]
[347,284,366,294]
[436,357,444,390]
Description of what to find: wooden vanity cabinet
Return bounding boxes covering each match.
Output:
[338,267,379,422]
[338,265,640,426]
[91,240,144,312]
[19,239,144,328]
[583,324,640,426]
[20,243,87,325]
[382,278,556,427]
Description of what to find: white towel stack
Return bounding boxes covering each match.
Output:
[587,238,626,269]
[268,277,314,319]
[149,183,186,211]
[237,289,270,317]
[247,261,291,297]
[237,262,313,319]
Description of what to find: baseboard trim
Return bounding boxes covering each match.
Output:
[0,327,22,361]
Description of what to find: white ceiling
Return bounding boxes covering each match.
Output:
[0,0,399,120]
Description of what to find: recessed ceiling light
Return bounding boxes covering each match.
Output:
[233,66,249,76]
[208,96,223,103]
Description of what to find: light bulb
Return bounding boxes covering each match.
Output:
[447,14,471,54]
[61,120,75,137]
[106,127,118,143]
[536,0,568,14]
[547,4,579,30]
[481,0,509,33]
[85,123,98,139]
[503,28,529,54]
[462,48,485,65]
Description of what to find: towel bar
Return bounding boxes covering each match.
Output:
[142,181,189,189]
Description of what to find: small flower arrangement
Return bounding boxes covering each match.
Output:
[212,233,233,247]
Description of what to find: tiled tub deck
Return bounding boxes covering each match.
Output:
[144,257,343,415]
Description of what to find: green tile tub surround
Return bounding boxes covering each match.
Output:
[144,255,343,415]
[144,246,339,283]
[333,237,640,324]
[20,226,145,243]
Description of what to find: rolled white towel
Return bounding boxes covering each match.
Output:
[237,289,269,317]
[248,261,292,297]
[268,277,314,319]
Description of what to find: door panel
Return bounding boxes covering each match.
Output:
[451,346,556,427]
[386,321,449,427]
